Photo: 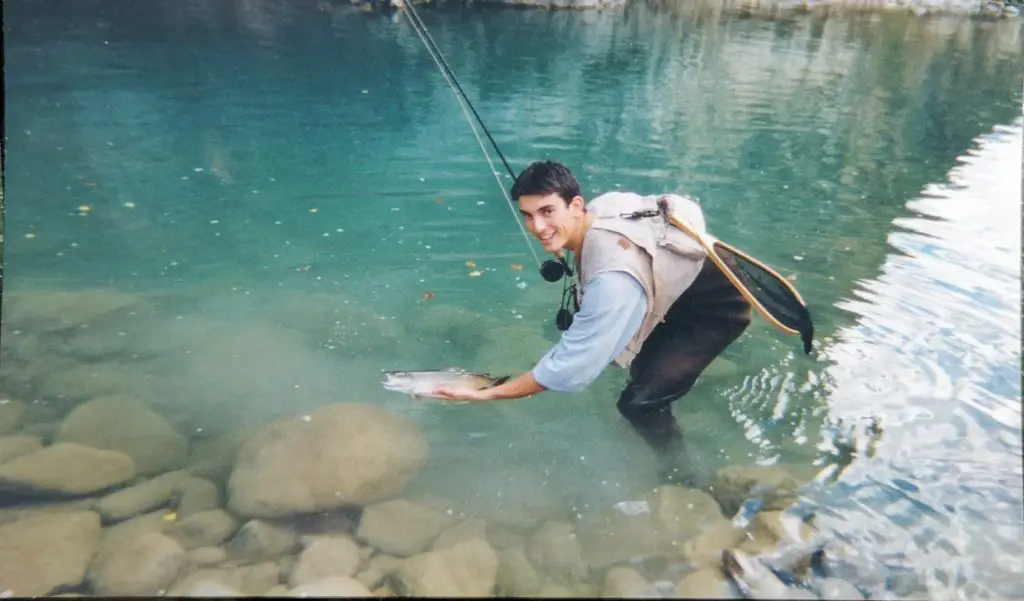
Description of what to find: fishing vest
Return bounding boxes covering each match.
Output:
[577,191,710,368]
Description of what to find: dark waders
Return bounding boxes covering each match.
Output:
[615,256,752,484]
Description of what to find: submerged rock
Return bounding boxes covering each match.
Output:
[288,536,362,587]
[86,532,186,596]
[575,484,729,569]
[185,429,253,487]
[0,497,97,527]
[722,547,793,599]
[495,545,542,597]
[525,521,589,586]
[183,580,246,596]
[172,476,221,519]
[0,434,44,464]
[227,403,428,518]
[0,442,136,496]
[0,510,102,596]
[94,509,172,563]
[166,562,280,597]
[680,519,747,569]
[186,546,229,567]
[231,561,281,596]
[738,510,821,582]
[96,470,188,523]
[287,575,372,597]
[356,498,453,557]
[165,509,241,550]
[432,517,490,551]
[675,567,737,599]
[711,464,803,516]
[224,518,299,562]
[602,566,659,597]
[392,538,499,597]
[54,394,190,476]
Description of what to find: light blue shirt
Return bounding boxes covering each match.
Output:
[531,270,648,393]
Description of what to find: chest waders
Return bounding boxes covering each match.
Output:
[614,199,815,485]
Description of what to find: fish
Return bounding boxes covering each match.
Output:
[722,548,817,600]
[380,368,509,399]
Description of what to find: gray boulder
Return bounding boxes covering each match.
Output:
[0,511,102,596]
[55,394,189,476]
[86,532,186,596]
[0,443,135,496]
[227,403,427,518]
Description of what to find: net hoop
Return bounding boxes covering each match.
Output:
[656,198,814,352]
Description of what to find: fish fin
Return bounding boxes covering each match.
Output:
[491,375,511,387]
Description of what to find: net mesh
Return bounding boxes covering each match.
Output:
[712,241,815,354]
[640,197,816,355]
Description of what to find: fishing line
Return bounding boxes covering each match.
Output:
[400,1,542,268]
[401,1,514,179]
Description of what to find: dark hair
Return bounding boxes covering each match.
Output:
[509,160,581,205]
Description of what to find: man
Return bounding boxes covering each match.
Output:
[429,160,752,483]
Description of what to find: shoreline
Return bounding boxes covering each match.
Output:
[357,0,1022,18]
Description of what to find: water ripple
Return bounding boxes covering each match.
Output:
[805,119,1023,600]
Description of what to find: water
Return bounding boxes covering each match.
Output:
[2,0,1022,597]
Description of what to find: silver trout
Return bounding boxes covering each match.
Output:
[381,368,509,399]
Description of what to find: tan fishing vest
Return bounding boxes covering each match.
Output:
[576,191,710,368]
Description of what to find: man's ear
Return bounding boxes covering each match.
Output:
[570,195,586,212]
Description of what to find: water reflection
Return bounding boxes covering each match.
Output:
[793,119,1023,601]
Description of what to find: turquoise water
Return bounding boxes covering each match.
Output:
[2,0,1022,597]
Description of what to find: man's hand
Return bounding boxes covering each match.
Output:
[426,384,492,402]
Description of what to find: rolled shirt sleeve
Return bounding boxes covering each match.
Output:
[531,270,648,393]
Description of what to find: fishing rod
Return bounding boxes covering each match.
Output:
[402,1,514,181]
[399,0,543,268]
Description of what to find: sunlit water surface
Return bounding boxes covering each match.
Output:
[2,0,1022,598]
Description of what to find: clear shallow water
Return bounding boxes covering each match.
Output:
[2,0,1022,597]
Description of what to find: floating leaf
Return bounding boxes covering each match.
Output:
[465,260,477,267]
[468,270,483,278]
[510,264,523,271]
[421,291,435,301]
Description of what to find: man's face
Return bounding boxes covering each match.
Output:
[518,192,585,253]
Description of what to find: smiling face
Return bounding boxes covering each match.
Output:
[519,192,587,254]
